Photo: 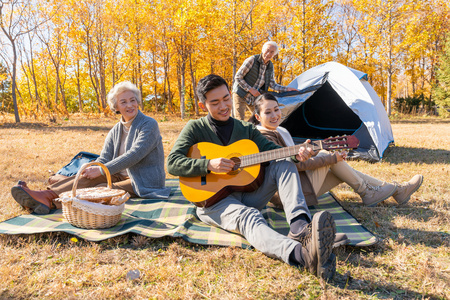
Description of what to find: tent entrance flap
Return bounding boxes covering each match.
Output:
[280,81,381,161]
[279,62,394,162]
[280,81,361,139]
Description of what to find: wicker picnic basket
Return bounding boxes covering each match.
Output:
[55,162,130,229]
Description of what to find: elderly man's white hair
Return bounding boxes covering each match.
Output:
[107,81,142,112]
[262,41,279,55]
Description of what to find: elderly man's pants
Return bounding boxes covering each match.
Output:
[232,93,254,121]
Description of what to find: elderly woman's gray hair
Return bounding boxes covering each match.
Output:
[107,81,142,112]
[262,41,279,55]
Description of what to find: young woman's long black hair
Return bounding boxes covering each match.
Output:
[247,93,279,125]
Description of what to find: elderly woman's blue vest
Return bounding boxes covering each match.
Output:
[232,54,274,99]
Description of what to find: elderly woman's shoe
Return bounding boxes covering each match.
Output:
[11,185,58,214]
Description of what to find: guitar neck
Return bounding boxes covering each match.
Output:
[240,141,323,168]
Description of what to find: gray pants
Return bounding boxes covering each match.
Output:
[196,159,311,264]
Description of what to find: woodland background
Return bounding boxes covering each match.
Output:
[0,0,449,122]
[1,1,449,298]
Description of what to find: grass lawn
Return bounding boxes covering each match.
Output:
[0,113,449,299]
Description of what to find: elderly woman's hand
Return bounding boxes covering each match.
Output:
[81,166,102,180]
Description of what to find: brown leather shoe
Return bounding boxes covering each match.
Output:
[288,226,348,248]
[311,211,336,280]
[292,211,336,279]
[11,185,58,214]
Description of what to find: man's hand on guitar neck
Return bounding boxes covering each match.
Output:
[207,158,236,173]
[295,139,314,162]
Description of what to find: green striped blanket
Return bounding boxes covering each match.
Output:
[0,179,377,247]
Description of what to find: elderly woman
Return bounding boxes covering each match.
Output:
[11,81,171,214]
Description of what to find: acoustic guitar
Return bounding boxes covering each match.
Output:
[179,135,359,208]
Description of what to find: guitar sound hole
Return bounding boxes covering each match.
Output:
[229,157,242,175]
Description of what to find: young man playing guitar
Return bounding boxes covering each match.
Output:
[167,74,337,280]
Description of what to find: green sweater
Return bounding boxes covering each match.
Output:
[167,116,281,177]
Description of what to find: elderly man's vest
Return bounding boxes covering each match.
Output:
[232,54,274,99]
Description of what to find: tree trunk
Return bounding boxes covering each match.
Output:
[177,60,186,119]
[153,49,158,112]
[181,70,185,119]
[387,70,392,116]
[189,53,199,116]
[302,0,307,71]
[86,29,101,113]
[99,53,107,110]
[76,59,83,112]
[27,35,41,112]
[44,63,51,109]
[21,62,33,111]
[11,44,20,123]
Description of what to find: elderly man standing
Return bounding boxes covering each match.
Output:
[232,41,297,120]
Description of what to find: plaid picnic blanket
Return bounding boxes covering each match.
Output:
[0,179,377,247]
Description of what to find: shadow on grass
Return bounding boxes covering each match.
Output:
[374,205,449,248]
[0,290,26,299]
[332,268,440,299]
[383,146,450,165]
[0,122,111,132]
[331,239,448,299]
[340,201,449,248]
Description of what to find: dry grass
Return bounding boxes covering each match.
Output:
[0,112,449,299]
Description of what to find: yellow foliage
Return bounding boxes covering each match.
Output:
[0,0,447,117]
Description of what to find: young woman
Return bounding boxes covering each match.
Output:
[11,81,171,214]
[248,93,423,209]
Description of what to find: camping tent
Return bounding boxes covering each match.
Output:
[275,62,394,162]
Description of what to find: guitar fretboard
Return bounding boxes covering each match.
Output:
[240,141,323,168]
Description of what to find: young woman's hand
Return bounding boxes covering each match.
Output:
[296,139,314,162]
[336,151,348,162]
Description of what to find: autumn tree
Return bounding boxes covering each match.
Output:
[285,0,338,74]
[432,36,450,116]
[0,0,48,122]
[0,60,11,110]
[353,0,416,115]
[1,0,447,119]
[404,0,450,108]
